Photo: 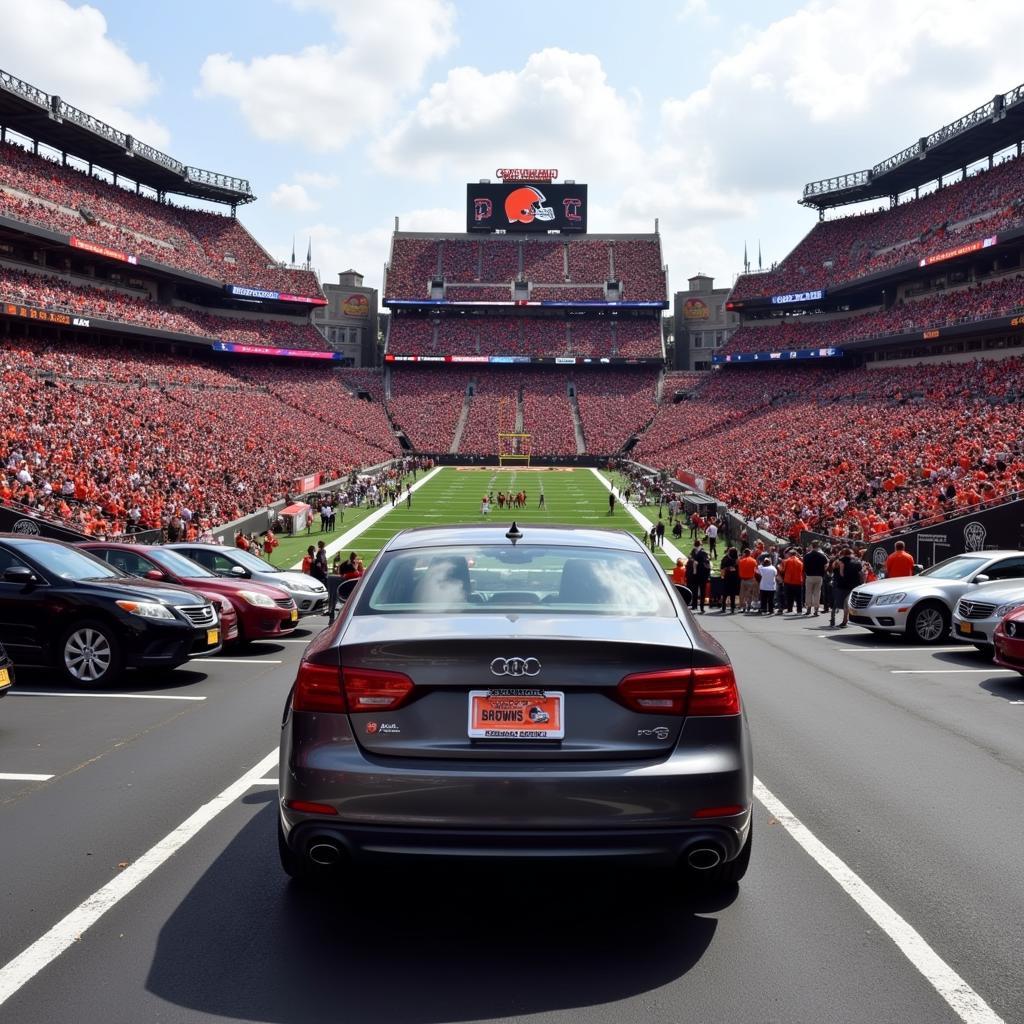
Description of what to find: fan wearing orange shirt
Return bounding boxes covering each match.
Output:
[737,549,759,613]
[781,550,805,615]
[884,541,916,578]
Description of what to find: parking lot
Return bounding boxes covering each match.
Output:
[1,604,1021,1024]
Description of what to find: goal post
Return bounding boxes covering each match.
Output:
[498,432,532,466]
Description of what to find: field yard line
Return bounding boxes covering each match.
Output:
[289,466,443,569]
[588,468,684,562]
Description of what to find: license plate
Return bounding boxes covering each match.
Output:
[958,622,973,635]
[207,629,220,646]
[468,689,564,740]
[0,667,9,687]
[290,608,299,622]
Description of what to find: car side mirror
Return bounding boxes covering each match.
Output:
[3,565,35,586]
[674,583,693,606]
[972,574,990,584]
[912,564,923,575]
[337,577,359,601]
[230,565,249,578]
[145,569,166,581]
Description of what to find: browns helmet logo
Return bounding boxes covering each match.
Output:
[505,186,555,225]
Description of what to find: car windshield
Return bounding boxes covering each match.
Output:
[229,549,279,573]
[152,549,216,578]
[356,544,674,616]
[919,556,988,580]
[18,541,122,581]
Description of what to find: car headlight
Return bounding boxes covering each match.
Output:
[116,599,176,620]
[238,589,276,608]
[995,601,1024,618]
[873,593,906,606]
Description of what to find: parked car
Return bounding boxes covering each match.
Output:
[83,543,296,644]
[848,550,1024,643]
[166,544,328,618]
[951,581,1024,656]
[0,639,13,698]
[278,523,752,891]
[0,534,221,686]
[993,608,1024,677]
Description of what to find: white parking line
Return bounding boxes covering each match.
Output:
[891,669,1017,675]
[210,659,283,666]
[0,748,278,1007]
[251,778,278,785]
[755,777,1004,1024]
[0,773,54,782]
[839,647,967,653]
[7,692,206,701]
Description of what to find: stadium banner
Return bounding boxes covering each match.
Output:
[0,504,90,542]
[466,182,588,233]
[918,235,998,268]
[712,347,842,364]
[385,299,667,309]
[770,289,825,305]
[801,495,1024,570]
[291,473,323,494]
[211,342,344,360]
[226,284,327,306]
[69,235,138,265]
[384,353,663,366]
[1,301,92,329]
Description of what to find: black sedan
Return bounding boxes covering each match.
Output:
[0,535,222,687]
[0,639,12,698]
[279,524,753,891]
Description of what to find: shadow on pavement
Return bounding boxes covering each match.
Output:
[978,675,1024,702]
[147,802,723,1023]
[10,665,211,693]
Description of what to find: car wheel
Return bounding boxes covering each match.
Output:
[59,620,122,687]
[907,602,950,644]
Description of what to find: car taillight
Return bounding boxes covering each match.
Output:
[617,669,689,714]
[688,664,741,716]
[617,664,740,716]
[291,660,345,713]
[342,667,414,712]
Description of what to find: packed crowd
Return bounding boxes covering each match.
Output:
[385,235,667,301]
[575,369,659,454]
[731,155,1024,300]
[387,367,468,452]
[723,273,1024,355]
[0,141,322,297]
[638,360,1024,541]
[0,266,327,349]
[0,340,392,536]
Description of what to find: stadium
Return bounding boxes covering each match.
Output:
[1,64,1023,572]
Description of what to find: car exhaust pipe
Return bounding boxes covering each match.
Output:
[686,845,723,870]
[308,841,343,867]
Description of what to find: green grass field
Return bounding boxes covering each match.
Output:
[266,467,681,573]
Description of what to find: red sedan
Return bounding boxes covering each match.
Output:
[83,543,298,644]
[993,607,1024,677]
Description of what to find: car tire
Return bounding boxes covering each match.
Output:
[59,620,122,687]
[684,821,752,890]
[907,602,950,644]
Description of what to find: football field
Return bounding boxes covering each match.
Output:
[269,466,680,571]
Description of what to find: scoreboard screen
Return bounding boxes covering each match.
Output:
[467,182,588,233]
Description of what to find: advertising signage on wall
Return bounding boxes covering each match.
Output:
[226,284,327,306]
[212,342,343,360]
[2,302,90,328]
[467,182,588,233]
[712,347,841,364]
[917,234,998,268]
[69,235,138,265]
[384,353,661,366]
[770,289,825,305]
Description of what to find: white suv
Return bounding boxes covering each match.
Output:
[848,550,1024,643]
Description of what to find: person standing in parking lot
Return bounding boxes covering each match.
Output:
[885,540,916,578]
[829,547,861,628]
[757,556,778,616]
[802,540,828,616]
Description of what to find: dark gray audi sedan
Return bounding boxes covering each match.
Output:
[278,523,752,889]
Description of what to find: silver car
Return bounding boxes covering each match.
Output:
[952,581,1024,655]
[166,543,328,617]
[849,550,1024,643]
[278,524,753,891]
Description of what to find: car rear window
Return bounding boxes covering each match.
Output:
[355,545,674,617]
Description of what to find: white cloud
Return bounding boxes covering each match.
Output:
[373,48,643,182]
[294,171,339,189]
[676,0,718,25]
[270,183,318,212]
[660,0,1024,194]
[198,0,456,153]
[0,0,169,147]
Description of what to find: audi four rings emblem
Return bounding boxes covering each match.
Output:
[490,657,541,677]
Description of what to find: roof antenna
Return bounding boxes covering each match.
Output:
[505,521,522,544]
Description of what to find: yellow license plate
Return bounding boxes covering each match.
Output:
[207,629,220,645]
[0,667,9,687]
[290,608,299,622]
[959,622,972,635]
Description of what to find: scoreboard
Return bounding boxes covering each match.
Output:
[467,182,588,233]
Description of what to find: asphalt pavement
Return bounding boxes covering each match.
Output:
[0,611,1021,1024]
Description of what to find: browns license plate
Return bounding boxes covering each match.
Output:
[468,689,564,740]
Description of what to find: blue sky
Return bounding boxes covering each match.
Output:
[2,0,1023,294]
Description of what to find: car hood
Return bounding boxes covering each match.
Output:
[856,577,961,596]
[87,577,209,606]
[957,581,1024,603]
[265,571,326,592]
[179,576,291,601]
